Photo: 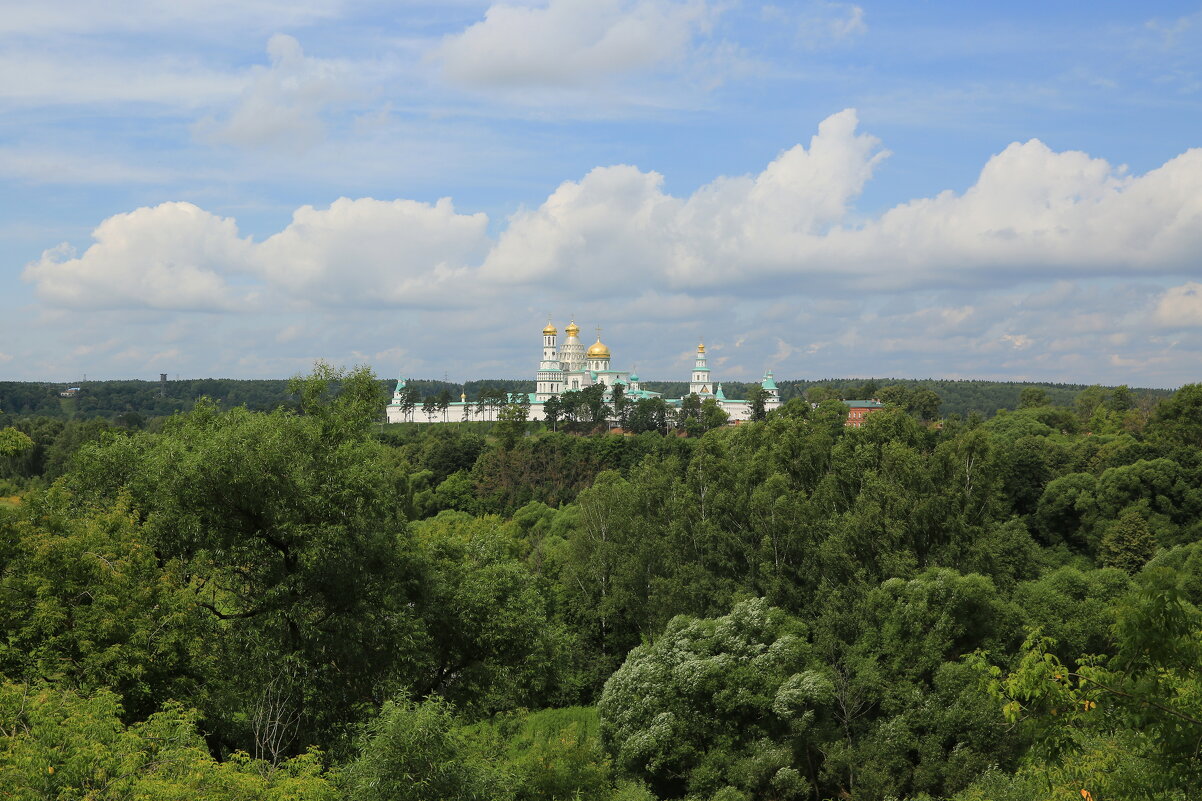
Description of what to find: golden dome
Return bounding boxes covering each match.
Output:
[587,338,611,359]
[565,321,580,337]
[542,321,557,335]
[698,342,706,353]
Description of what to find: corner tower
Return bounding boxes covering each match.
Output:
[761,369,779,401]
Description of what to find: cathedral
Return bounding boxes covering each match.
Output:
[386,319,781,424]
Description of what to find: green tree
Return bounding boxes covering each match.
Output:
[700,397,729,431]
[910,388,942,421]
[1075,385,1109,426]
[64,365,424,754]
[805,385,842,404]
[580,384,610,429]
[877,384,912,409]
[611,383,629,430]
[1099,507,1157,574]
[341,696,512,801]
[0,490,214,722]
[1108,384,1134,412]
[0,427,33,458]
[1018,387,1049,408]
[626,398,670,435]
[495,403,530,450]
[413,514,564,712]
[978,569,1202,798]
[399,384,419,422]
[1148,383,1202,447]
[747,386,771,421]
[558,391,583,429]
[679,393,701,423]
[542,395,561,432]
[1035,472,1098,548]
[599,599,829,800]
[0,682,337,801]
[477,706,628,801]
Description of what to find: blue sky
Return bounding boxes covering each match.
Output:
[3,1,1202,386]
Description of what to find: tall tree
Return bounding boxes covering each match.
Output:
[1148,384,1202,447]
[700,397,729,431]
[610,383,629,430]
[64,365,425,754]
[910,388,943,421]
[399,385,419,422]
[1100,507,1158,574]
[495,403,529,450]
[542,395,561,432]
[748,386,771,421]
[0,426,33,457]
[1019,387,1049,408]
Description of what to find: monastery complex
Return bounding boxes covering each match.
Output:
[386,319,784,424]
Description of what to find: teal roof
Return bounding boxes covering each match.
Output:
[761,371,778,390]
[629,372,639,381]
[844,399,884,408]
[694,367,710,372]
[716,383,726,400]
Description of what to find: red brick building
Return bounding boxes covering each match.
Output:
[844,399,885,428]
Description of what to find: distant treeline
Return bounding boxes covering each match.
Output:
[0,376,1172,422]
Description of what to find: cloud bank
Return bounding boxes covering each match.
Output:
[26,109,1202,314]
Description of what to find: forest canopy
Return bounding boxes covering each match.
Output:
[2,368,1201,800]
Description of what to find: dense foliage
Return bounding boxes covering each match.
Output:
[2,369,1201,799]
[1,375,1168,423]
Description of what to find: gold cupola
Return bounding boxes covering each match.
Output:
[542,320,557,335]
[587,338,611,359]
[565,320,580,337]
[698,342,706,353]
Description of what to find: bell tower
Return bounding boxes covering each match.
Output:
[536,319,563,402]
[689,342,713,397]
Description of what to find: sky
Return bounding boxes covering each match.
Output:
[2,1,1202,387]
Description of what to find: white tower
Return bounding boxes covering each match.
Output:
[536,320,563,402]
[689,342,714,397]
[560,320,585,373]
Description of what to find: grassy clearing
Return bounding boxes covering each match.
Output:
[0,495,21,507]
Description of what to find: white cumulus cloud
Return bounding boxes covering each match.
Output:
[23,108,1202,321]
[481,108,888,289]
[23,202,253,311]
[196,34,352,150]
[833,141,1202,287]
[1154,282,1202,327]
[436,0,717,88]
[255,196,491,307]
[488,109,1202,293]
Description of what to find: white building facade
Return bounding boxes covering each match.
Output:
[386,319,781,425]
